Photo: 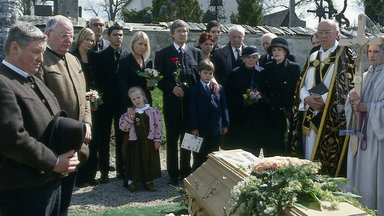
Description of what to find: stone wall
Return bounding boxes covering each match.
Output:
[114,29,313,69]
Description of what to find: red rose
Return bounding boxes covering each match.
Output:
[171,57,179,63]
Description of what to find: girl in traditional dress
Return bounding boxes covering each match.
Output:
[119,87,162,192]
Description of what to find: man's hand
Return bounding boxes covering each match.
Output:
[172,86,184,97]
[154,141,161,150]
[210,77,220,94]
[222,127,228,135]
[304,94,325,110]
[349,91,367,112]
[191,129,199,138]
[53,150,80,175]
[84,123,92,143]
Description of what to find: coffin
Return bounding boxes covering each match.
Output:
[183,149,370,216]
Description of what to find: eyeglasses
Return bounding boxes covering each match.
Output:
[92,23,104,27]
[51,31,74,40]
[317,31,334,36]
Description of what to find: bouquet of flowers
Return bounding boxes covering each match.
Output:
[138,68,163,87]
[86,89,103,110]
[171,57,188,89]
[230,156,361,216]
[242,88,262,105]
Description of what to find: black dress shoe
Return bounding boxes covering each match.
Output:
[168,177,178,185]
[99,175,109,184]
[109,165,116,171]
[87,179,99,186]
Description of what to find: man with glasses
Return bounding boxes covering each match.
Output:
[290,19,355,177]
[35,15,91,216]
[89,17,109,52]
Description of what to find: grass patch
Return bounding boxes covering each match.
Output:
[69,203,188,216]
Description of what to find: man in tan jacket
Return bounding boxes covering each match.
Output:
[35,15,91,216]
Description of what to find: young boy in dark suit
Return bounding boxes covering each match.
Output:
[189,59,230,170]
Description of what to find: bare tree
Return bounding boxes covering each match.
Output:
[263,0,352,27]
[83,0,127,21]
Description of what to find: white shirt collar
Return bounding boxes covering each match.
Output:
[320,41,339,54]
[2,60,29,78]
[174,42,187,52]
[200,79,210,88]
[134,104,150,114]
[231,45,242,52]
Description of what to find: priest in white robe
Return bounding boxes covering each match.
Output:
[346,43,384,215]
[290,19,355,176]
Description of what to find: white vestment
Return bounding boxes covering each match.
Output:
[299,43,339,159]
[345,63,384,215]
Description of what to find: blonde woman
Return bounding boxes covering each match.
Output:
[71,27,96,90]
[118,31,153,110]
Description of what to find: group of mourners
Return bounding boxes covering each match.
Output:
[0,14,383,216]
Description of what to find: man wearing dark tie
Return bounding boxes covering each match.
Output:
[89,17,109,52]
[211,25,246,86]
[155,19,203,185]
[35,15,91,216]
[0,22,79,216]
[90,24,129,183]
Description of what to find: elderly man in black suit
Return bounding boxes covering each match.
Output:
[0,22,79,216]
[89,17,110,52]
[211,25,246,86]
[90,24,129,183]
[156,19,204,185]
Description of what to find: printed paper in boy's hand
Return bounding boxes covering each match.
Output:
[181,133,203,153]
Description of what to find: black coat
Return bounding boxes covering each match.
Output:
[90,46,130,109]
[118,53,153,109]
[224,64,266,153]
[155,44,203,116]
[211,42,243,85]
[261,58,300,155]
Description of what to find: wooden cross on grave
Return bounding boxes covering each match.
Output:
[339,14,383,156]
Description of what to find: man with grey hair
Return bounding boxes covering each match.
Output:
[156,19,203,185]
[0,22,79,215]
[89,17,109,52]
[35,15,91,215]
[212,24,246,86]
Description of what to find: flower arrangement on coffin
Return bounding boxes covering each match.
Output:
[171,57,189,89]
[86,89,103,111]
[137,68,163,87]
[242,88,262,105]
[230,156,362,216]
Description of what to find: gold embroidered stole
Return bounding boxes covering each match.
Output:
[301,47,344,135]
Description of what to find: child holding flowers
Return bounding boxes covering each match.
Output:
[119,87,162,192]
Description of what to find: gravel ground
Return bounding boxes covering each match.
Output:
[69,146,186,214]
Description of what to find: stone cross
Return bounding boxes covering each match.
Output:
[339,14,383,155]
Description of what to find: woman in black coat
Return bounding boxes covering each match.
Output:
[225,46,267,155]
[118,31,154,110]
[262,37,300,156]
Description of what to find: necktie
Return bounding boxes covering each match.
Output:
[98,41,103,51]
[205,84,211,95]
[114,50,120,61]
[235,49,241,60]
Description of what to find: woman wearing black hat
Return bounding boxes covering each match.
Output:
[224,46,267,155]
[261,37,300,156]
